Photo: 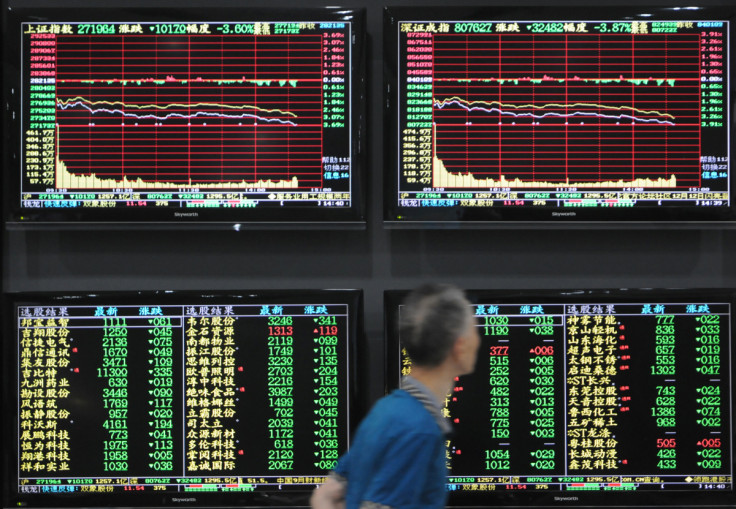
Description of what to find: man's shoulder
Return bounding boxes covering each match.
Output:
[375,388,426,409]
[365,389,439,431]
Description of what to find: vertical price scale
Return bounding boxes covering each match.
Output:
[400,30,434,189]
[25,32,56,187]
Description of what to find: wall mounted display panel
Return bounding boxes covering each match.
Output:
[3,8,365,228]
[385,288,735,507]
[384,6,735,227]
[2,290,362,507]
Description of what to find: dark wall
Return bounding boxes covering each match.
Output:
[3,0,736,403]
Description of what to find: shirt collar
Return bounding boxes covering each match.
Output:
[400,375,453,436]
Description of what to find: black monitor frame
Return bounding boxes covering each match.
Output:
[2,7,366,229]
[384,5,736,228]
[2,289,364,508]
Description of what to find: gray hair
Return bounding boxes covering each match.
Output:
[400,284,473,367]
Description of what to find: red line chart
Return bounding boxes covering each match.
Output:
[54,34,324,189]
[429,33,702,189]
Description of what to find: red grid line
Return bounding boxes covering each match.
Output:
[53,33,326,188]
[427,31,703,188]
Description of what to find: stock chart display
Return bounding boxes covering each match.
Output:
[390,16,731,220]
[18,18,357,219]
[395,297,734,494]
[10,294,355,501]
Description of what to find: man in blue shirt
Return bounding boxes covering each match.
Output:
[311,284,480,509]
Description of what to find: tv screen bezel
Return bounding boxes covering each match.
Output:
[2,289,364,508]
[2,7,366,229]
[383,5,736,228]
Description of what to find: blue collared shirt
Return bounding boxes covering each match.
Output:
[333,376,450,509]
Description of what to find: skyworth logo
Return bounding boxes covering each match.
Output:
[554,496,580,502]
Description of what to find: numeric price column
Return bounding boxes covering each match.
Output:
[692,307,728,474]
[524,309,562,475]
[99,313,129,475]
[313,315,341,470]
[311,309,340,471]
[649,312,678,472]
[483,312,512,471]
[266,318,296,472]
[145,313,175,474]
[453,304,566,485]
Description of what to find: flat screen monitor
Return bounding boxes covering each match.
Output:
[2,289,362,507]
[3,7,365,227]
[384,6,735,226]
[385,288,735,506]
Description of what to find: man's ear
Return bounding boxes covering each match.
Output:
[451,333,468,360]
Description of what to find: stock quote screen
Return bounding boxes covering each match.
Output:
[387,9,733,223]
[5,291,359,506]
[11,11,362,224]
[387,291,734,505]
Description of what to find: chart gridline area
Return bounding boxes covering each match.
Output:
[54,34,324,189]
[431,33,701,188]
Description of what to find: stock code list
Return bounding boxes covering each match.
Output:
[401,301,733,493]
[16,302,350,494]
